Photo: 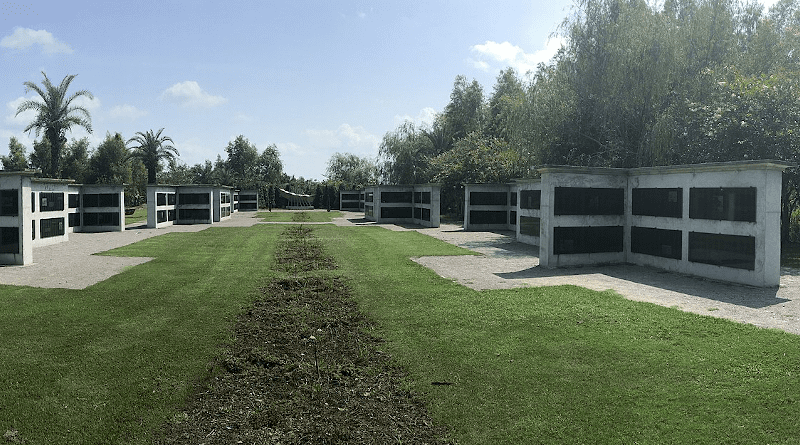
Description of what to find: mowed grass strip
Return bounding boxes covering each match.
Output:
[315,225,800,445]
[0,226,280,445]
[258,210,341,223]
[124,205,148,226]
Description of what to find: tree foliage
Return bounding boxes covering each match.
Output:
[62,138,91,183]
[324,152,379,190]
[378,0,800,239]
[89,133,129,184]
[1,137,29,171]
[127,128,179,184]
[15,72,93,178]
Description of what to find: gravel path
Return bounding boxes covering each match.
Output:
[410,224,800,336]
[4,210,798,336]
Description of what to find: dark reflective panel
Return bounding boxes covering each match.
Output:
[631,226,682,259]
[178,208,211,220]
[519,216,540,237]
[554,188,624,215]
[0,226,19,254]
[381,206,412,219]
[179,193,211,205]
[68,193,79,209]
[380,192,413,204]
[40,192,64,212]
[470,191,507,206]
[632,188,682,218]
[689,188,756,222]
[40,217,65,238]
[553,226,624,254]
[519,190,540,210]
[689,232,755,270]
[470,210,508,225]
[83,212,120,226]
[0,189,19,216]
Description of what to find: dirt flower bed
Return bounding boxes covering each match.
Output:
[154,225,453,444]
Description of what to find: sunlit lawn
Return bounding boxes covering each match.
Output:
[257,209,341,222]
[124,205,147,226]
[1,223,799,444]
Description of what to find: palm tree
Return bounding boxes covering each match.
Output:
[15,72,94,178]
[127,128,179,184]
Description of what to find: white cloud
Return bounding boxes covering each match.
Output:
[0,28,73,54]
[394,107,437,128]
[305,124,380,154]
[109,104,147,120]
[161,81,227,109]
[72,95,102,113]
[469,37,565,75]
[5,97,34,127]
[276,141,306,156]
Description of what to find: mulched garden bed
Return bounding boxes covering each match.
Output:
[154,225,454,444]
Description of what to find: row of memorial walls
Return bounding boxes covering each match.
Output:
[0,173,34,264]
[412,185,441,228]
[176,186,213,225]
[148,185,232,227]
[29,178,72,250]
[238,189,258,211]
[69,185,125,233]
[147,186,178,228]
[339,190,364,211]
[1,173,126,265]
[515,179,542,246]
[537,167,628,268]
[213,188,233,222]
[626,163,784,287]
[363,185,441,227]
[463,184,516,231]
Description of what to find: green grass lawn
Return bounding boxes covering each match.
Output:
[124,206,147,226]
[0,226,280,444]
[1,224,799,444]
[314,225,800,444]
[257,210,341,222]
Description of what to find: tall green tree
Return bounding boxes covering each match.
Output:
[62,138,91,183]
[486,68,524,141]
[89,133,130,184]
[15,72,94,178]
[225,135,260,188]
[1,137,29,171]
[378,121,434,184]
[324,152,378,189]
[127,128,179,184]
[257,143,283,186]
[29,138,51,174]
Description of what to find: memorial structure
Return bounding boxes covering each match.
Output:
[238,189,259,211]
[464,161,791,287]
[1,171,125,265]
[147,184,233,228]
[279,188,313,210]
[339,190,364,212]
[363,184,441,228]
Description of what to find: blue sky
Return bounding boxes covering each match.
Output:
[0,0,780,181]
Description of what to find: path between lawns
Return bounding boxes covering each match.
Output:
[402,222,800,336]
